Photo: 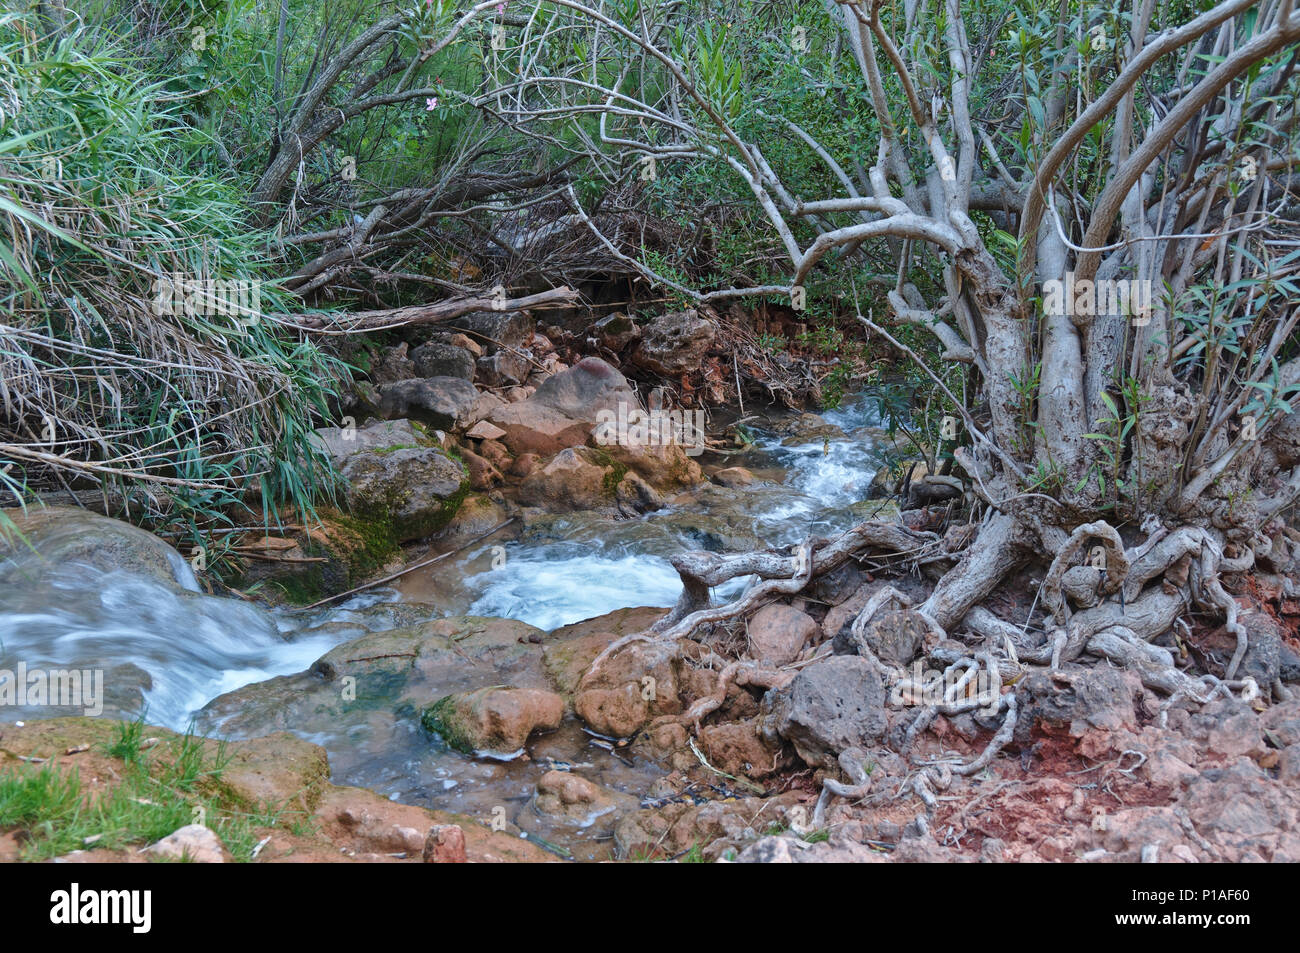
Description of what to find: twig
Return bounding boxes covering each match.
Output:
[291,518,516,610]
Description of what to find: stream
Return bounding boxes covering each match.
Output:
[0,393,891,857]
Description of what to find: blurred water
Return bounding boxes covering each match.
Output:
[0,394,885,728]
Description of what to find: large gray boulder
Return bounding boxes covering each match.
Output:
[449,310,534,351]
[376,377,480,430]
[530,357,638,422]
[761,655,888,769]
[411,341,476,381]
[311,418,422,467]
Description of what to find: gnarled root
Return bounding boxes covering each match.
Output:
[586,519,937,681]
[812,747,875,828]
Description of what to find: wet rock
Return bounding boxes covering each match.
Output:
[775,413,847,447]
[422,824,467,863]
[866,459,930,497]
[411,340,475,381]
[630,310,716,376]
[147,824,226,863]
[377,377,480,431]
[340,446,467,542]
[434,494,506,546]
[421,686,564,754]
[0,505,196,592]
[574,640,699,737]
[615,471,665,516]
[593,312,641,351]
[518,448,617,512]
[593,441,704,493]
[713,466,753,488]
[1016,663,1142,739]
[761,655,888,769]
[197,616,549,740]
[530,771,637,835]
[747,603,818,666]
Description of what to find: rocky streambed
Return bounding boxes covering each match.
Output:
[4,312,1300,863]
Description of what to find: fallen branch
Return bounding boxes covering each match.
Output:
[277,287,581,333]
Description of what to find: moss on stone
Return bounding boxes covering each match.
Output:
[420,695,475,754]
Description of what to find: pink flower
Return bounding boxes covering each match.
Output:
[496,2,506,12]
[426,97,439,110]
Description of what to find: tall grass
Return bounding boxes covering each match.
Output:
[0,12,345,545]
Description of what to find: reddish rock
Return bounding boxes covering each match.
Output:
[423,824,467,863]
[748,603,818,665]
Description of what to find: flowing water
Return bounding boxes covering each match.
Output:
[0,393,892,857]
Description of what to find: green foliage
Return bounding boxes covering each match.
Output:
[0,13,345,563]
[0,721,300,862]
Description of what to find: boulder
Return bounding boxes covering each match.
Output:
[517,448,617,512]
[574,640,698,738]
[311,418,423,467]
[593,312,641,351]
[458,447,503,491]
[411,341,475,381]
[530,770,637,835]
[372,342,416,386]
[747,603,818,665]
[531,357,638,422]
[376,377,480,431]
[340,447,467,541]
[422,824,468,863]
[449,310,534,351]
[713,466,754,487]
[761,655,888,769]
[0,505,197,592]
[487,401,591,456]
[698,719,783,779]
[1015,663,1141,740]
[630,310,717,375]
[421,686,564,754]
[477,351,531,387]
